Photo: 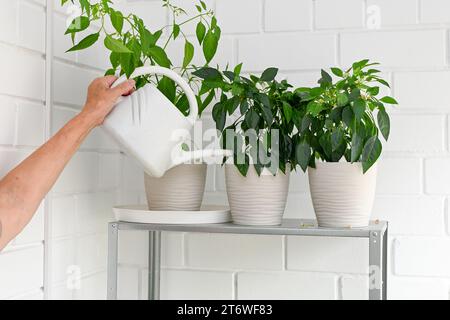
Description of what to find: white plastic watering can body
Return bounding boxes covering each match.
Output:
[103,66,224,178]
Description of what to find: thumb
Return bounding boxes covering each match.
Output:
[111,79,135,97]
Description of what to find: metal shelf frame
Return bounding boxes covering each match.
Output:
[107,219,388,300]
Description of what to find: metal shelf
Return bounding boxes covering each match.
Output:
[107,219,388,300]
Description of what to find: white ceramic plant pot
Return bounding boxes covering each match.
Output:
[225,165,290,226]
[144,164,207,211]
[308,162,377,228]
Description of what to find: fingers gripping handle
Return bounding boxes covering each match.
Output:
[112,66,199,123]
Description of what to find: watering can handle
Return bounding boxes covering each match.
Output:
[112,66,199,123]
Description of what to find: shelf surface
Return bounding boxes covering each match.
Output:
[114,219,387,238]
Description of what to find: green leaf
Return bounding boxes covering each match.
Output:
[175,94,190,116]
[200,0,207,10]
[307,101,326,116]
[331,67,343,77]
[377,108,390,141]
[181,143,190,152]
[260,67,278,82]
[301,115,312,133]
[104,36,132,53]
[292,109,302,129]
[261,104,273,125]
[330,106,343,123]
[234,63,243,76]
[182,40,195,69]
[240,100,249,114]
[351,126,365,162]
[203,27,220,63]
[235,163,250,177]
[337,92,349,107]
[367,86,380,96]
[367,69,381,74]
[196,21,207,45]
[375,78,390,88]
[211,16,218,29]
[192,67,222,80]
[349,88,361,102]
[212,102,226,132]
[80,0,91,15]
[110,10,124,34]
[352,99,366,121]
[65,16,90,34]
[282,102,292,123]
[199,90,215,115]
[380,96,398,104]
[256,93,270,108]
[173,24,180,39]
[148,46,172,67]
[245,109,260,129]
[319,134,332,160]
[141,29,162,52]
[105,68,116,76]
[66,33,99,52]
[128,38,141,65]
[342,106,354,127]
[296,140,311,172]
[331,138,346,162]
[362,136,382,173]
[319,69,332,86]
[223,71,235,81]
[226,97,240,115]
[119,53,134,78]
[250,75,260,83]
[331,128,344,152]
[352,59,369,71]
[157,76,176,102]
[230,83,243,96]
[109,51,120,68]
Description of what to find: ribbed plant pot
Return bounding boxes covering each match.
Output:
[144,164,207,211]
[225,165,290,226]
[308,162,377,228]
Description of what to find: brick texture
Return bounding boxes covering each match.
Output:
[1,0,450,300]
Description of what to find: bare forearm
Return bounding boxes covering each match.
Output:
[0,76,134,251]
[0,112,95,250]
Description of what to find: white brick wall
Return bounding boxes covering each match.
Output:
[115,0,450,300]
[2,0,450,300]
[0,0,46,300]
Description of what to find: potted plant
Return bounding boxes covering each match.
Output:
[194,65,298,225]
[62,0,222,211]
[293,59,398,228]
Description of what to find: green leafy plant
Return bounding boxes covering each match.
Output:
[293,59,398,173]
[61,0,221,115]
[193,65,298,176]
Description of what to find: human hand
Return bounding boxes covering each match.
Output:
[81,76,136,127]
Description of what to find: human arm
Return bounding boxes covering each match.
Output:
[0,76,135,250]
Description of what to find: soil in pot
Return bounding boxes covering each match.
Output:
[145,164,207,211]
[225,164,290,226]
[308,162,377,228]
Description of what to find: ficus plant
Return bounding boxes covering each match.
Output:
[193,65,298,177]
[61,0,221,116]
[293,59,398,173]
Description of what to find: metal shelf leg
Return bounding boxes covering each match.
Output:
[148,231,161,300]
[107,223,119,300]
[368,227,387,300]
[382,225,388,300]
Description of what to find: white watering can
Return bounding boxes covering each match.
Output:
[103,66,228,178]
